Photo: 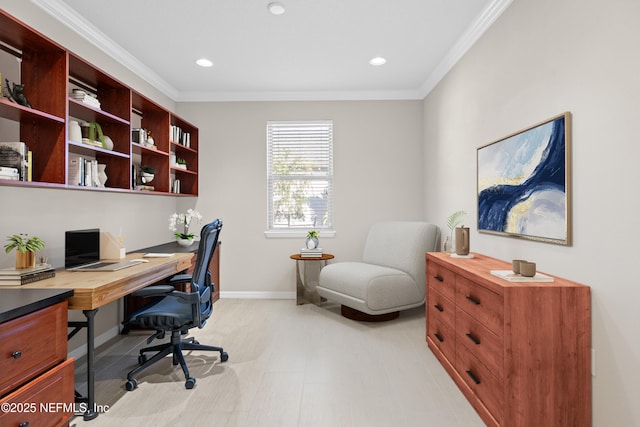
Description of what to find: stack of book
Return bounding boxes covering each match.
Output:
[0,141,31,181]
[0,166,19,180]
[300,248,323,258]
[0,263,56,286]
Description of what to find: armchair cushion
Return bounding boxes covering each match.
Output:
[317,221,440,317]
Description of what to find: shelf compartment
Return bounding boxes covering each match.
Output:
[68,54,131,121]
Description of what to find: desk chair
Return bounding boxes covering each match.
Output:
[124,219,227,390]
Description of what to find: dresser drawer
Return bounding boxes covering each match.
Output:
[0,357,74,427]
[456,345,503,424]
[428,285,455,329]
[427,315,455,362]
[426,261,455,301]
[0,302,68,396]
[456,276,504,336]
[456,307,503,379]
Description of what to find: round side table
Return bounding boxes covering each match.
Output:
[290,253,334,305]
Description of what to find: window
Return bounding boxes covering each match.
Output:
[267,121,334,236]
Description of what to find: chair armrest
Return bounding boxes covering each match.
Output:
[169,273,192,284]
[132,285,175,298]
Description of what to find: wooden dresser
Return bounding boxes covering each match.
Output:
[0,289,74,427]
[426,252,591,426]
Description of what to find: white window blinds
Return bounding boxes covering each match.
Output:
[267,121,333,231]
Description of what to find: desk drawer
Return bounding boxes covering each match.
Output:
[456,307,503,379]
[0,358,74,427]
[426,261,455,301]
[455,276,504,336]
[427,315,455,362]
[0,302,68,396]
[428,285,455,330]
[456,345,503,424]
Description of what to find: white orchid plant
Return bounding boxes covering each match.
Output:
[169,209,203,240]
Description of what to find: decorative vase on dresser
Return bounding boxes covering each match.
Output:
[425,252,591,427]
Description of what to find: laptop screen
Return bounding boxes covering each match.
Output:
[65,228,100,269]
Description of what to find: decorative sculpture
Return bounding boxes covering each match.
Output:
[5,79,32,108]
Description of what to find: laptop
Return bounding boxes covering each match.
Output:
[65,229,144,271]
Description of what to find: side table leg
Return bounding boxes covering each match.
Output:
[82,309,99,421]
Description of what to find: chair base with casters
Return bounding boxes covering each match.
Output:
[125,328,228,391]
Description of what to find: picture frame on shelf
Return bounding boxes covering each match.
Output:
[477,112,572,245]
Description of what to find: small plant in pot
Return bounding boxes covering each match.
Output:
[4,233,45,269]
[305,230,320,249]
[140,165,155,183]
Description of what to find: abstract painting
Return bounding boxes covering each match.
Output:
[477,112,571,245]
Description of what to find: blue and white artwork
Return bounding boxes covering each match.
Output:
[477,113,570,244]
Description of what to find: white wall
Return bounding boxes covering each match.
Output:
[0,0,184,346]
[177,100,425,296]
[423,0,640,425]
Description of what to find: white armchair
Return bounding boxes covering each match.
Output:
[316,221,440,321]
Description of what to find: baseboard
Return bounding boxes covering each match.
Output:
[220,291,295,299]
[68,325,120,360]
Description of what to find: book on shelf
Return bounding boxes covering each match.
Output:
[0,166,19,180]
[0,268,56,286]
[0,141,29,181]
[300,248,323,257]
[134,184,155,191]
[69,155,101,187]
[170,125,191,147]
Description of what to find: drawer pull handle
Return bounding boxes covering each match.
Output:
[466,333,481,345]
[434,332,444,342]
[11,351,22,359]
[434,275,444,282]
[19,422,30,427]
[434,304,444,312]
[465,295,480,305]
[466,369,481,385]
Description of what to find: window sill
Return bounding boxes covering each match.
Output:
[264,230,336,239]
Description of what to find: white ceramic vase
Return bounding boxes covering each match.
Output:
[68,120,82,142]
[97,164,107,187]
[177,238,194,247]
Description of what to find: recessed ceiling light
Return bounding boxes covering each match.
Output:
[195,58,214,67]
[268,2,286,15]
[369,57,387,66]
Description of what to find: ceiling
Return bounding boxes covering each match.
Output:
[33,0,511,102]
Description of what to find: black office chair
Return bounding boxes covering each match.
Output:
[124,219,228,391]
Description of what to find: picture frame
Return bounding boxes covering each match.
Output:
[477,112,572,245]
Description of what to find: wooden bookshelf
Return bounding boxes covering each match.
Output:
[0,9,198,196]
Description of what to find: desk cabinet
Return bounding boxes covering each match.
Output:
[426,252,591,427]
[0,300,74,426]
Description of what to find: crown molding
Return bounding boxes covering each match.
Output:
[176,89,425,103]
[31,0,180,100]
[31,0,511,103]
[417,0,514,98]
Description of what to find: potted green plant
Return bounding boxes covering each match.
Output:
[176,158,187,170]
[305,230,320,249]
[5,233,45,269]
[140,165,155,183]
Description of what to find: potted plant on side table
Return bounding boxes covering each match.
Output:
[4,233,45,269]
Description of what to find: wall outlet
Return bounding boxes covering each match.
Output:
[591,348,596,377]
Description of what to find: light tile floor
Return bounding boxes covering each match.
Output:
[72,299,484,427]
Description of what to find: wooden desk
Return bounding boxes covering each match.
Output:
[16,252,194,421]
